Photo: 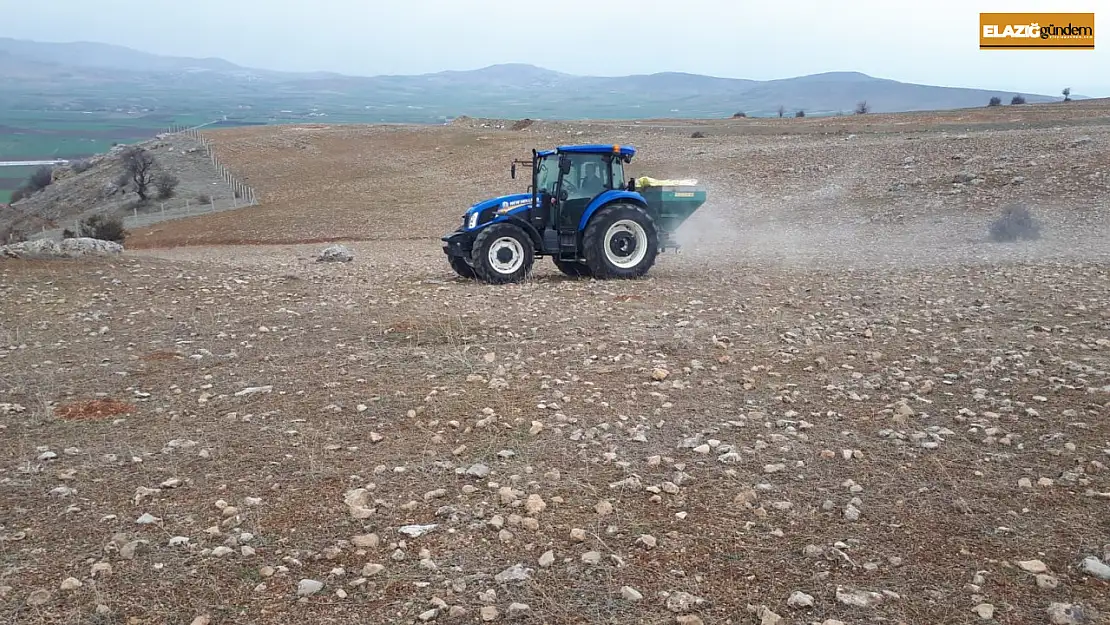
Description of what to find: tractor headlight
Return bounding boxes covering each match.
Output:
[468,212,479,229]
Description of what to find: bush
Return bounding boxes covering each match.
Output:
[989,203,1041,242]
[855,100,869,114]
[1011,95,1026,105]
[795,110,806,118]
[71,160,94,174]
[76,214,128,244]
[988,96,1002,106]
[156,171,180,199]
[1,226,28,243]
[691,131,706,139]
[1062,87,1071,102]
[732,111,746,118]
[29,166,54,191]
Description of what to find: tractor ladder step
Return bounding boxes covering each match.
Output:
[557,231,578,260]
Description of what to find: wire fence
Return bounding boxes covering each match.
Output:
[26,194,256,242]
[165,121,259,206]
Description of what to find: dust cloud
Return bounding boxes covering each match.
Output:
[667,178,1110,272]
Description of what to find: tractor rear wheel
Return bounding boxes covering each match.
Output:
[470,223,534,284]
[552,259,592,279]
[582,203,659,279]
[448,255,477,280]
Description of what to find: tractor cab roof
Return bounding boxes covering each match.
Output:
[536,144,636,159]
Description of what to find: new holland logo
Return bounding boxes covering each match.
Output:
[497,199,531,213]
[980,13,1095,49]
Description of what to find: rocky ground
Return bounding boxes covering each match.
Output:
[1,101,1109,625]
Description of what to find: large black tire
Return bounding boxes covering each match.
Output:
[470,222,535,284]
[582,203,659,279]
[448,255,477,280]
[552,259,592,279]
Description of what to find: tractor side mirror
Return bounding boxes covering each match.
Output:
[511,163,516,179]
[559,155,572,175]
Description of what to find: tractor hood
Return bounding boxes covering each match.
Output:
[465,193,534,217]
[462,192,535,230]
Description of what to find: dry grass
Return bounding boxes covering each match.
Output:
[2,103,1110,625]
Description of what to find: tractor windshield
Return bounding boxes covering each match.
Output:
[536,155,560,196]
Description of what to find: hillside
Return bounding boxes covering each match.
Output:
[0,38,1070,121]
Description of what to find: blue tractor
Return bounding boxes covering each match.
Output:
[441,144,707,284]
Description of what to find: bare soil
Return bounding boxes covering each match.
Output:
[2,100,1109,625]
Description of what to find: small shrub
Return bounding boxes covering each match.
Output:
[777,105,785,118]
[29,165,54,191]
[989,203,1041,242]
[115,172,131,188]
[1,226,28,243]
[795,110,806,118]
[62,228,76,239]
[71,159,94,174]
[690,131,706,139]
[1011,95,1026,105]
[988,96,1002,106]
[196,193,211,204]
[156,171,180,199]
[855,100,869,114]
[77,214,128,243]
[732,111,746,118]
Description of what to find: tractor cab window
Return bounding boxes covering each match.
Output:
[610,156,626,189]
[563,153,611,201]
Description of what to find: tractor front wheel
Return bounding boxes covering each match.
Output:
[448,255,477,280]
[471,223,534,284]
[553,259,592,279]
[583,203,659,279]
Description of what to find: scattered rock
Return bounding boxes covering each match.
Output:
[620,586,643,601]
[787,591,814,609]
[317,244,353,262]
[297,579,324,596]
[973,603,995,620]
[1079,556,1110,580]
[1,237,123,259]
[1018,559,1049,574]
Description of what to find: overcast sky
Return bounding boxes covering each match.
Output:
[3,0,1107,96]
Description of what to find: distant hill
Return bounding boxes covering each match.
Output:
[0,37,1076,122]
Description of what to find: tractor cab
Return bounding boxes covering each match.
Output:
[512,144,635,233]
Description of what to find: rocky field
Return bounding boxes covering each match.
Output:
[2,101,1110,625]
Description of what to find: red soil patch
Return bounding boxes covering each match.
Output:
[54,399,135,421]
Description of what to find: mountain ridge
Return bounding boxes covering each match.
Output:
[0,37,1080,122]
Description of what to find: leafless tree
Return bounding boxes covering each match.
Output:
[121,146,157,201]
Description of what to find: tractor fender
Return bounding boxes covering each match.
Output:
[496,215,544,251]
[577,191,649,231]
